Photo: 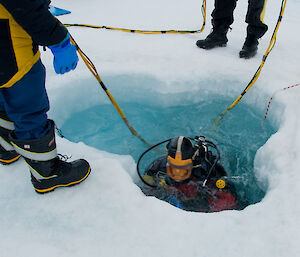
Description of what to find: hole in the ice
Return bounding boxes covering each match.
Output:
[58,76,277,211]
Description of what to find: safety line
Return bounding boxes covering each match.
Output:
[214,0,287,126]
[264,83,300,120]
[58,2,207,147]
[66,33,152,147]
[64,0,206,35]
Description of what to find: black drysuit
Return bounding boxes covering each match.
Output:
[212,0,268,38]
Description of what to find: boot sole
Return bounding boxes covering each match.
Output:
[239,53,257,59]
[239,49,258,59]
[197,43,227,50]
[34,165,91,194]
[0,154,21,165]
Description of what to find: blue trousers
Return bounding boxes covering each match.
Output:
[0,59,51,140]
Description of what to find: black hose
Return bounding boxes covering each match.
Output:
[137,137,221,188]
[136,138,172,188]
[202,141,220,186]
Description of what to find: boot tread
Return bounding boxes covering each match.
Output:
[34,165,91,194]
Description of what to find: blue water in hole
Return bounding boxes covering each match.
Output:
[61,93,276,209]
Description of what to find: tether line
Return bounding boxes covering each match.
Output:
[64,0,206,35]
[214,0,287,126]
[68,33,152,147]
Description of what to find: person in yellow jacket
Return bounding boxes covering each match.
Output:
[0,0,91,194]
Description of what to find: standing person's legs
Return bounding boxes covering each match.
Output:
[0,109,21,164]
[0,59,49,164]
[0,59,90,193]
[0,60,50,140]
[196,0,237,49]
[246,0,268,39]
[240,0,268,58]
[211,0,238,26]
[1,61,50,139]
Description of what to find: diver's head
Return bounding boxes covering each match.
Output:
[166,136,195,182]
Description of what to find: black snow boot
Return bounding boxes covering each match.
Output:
[239,34,259,59]
[10,120,91,194]
[0,112,21,165]
[196,20,230,50]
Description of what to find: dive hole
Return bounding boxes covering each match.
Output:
[57,76,277,210]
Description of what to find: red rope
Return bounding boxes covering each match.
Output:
[264,83,300,120]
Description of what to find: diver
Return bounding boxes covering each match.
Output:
[139,136,238,212]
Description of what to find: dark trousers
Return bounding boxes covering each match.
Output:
[212,0,268,38]
[0,59,50,140]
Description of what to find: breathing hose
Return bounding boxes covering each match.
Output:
[137,137,221,188]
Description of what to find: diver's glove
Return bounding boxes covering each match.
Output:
[48,34,78,74]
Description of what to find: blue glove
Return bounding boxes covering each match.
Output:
[48,34,78,74]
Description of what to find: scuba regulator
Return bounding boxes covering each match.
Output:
[136,136,221,188]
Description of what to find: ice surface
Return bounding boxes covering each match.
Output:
[1,0,299,256]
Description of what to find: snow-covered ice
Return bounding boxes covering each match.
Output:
[0,0,299,256]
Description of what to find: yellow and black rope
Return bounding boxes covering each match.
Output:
[60,1,207,147]
[214,0,287,126]
[68,33,152,147]
[64,0,206,35]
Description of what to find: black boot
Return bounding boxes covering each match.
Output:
[239,34,259,59]
[196,20,230,50]
[0,112,21,165]
[10,120,91,194]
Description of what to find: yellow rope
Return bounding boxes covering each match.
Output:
[214,0,287,126]
[64,23,204,34]
[64,0,206,35]
[59,1,207,146]
[69,34,152,147]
